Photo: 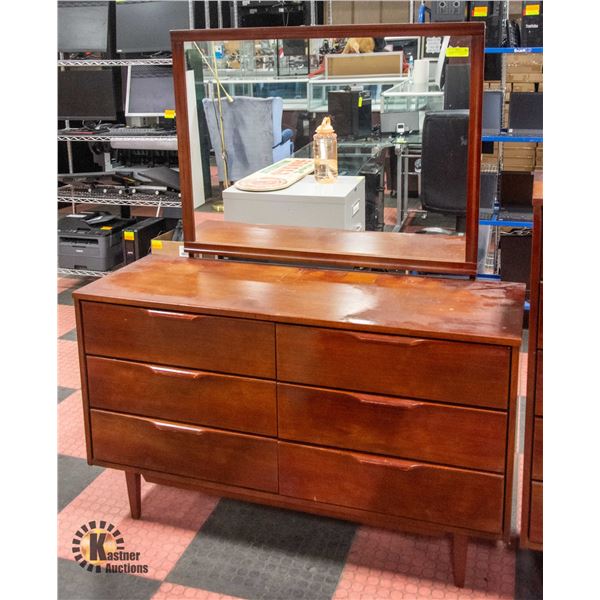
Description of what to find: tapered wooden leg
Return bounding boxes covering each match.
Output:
[125,471,141,519]
[451,533,468,588]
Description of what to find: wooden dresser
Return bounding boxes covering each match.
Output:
[521,197,543,549]
[74,255,525,587]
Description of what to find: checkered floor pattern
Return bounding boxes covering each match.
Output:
[57,276,542,600]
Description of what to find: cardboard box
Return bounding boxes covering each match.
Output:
[503,157,535,171]
[512,82,536,92]
[506,54,543,67]
[506,64,543,74]
[486,80,502,90]
[325,51,403,77]
[506,72,544,83]
[537,82,543,92]
[151,230,188,258]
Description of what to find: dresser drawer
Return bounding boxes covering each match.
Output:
[529,481,543,545]
[81,302,275,378]
[87,356,277,436]
[532,417,543,481]
[276,325,510,408]
[534,350,543,417]
[279,443,504,534]
[278,384,506,472]
[91,410,278,492]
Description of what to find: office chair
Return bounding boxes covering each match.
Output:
[417,110,469,234]
[202,96,294,184]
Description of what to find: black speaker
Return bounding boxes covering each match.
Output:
[443,63,470,110]
[421,110,469,216]
[499,230,532,295]
[430,1,467,22]
[521,1,543,47]
[327,89,372,139]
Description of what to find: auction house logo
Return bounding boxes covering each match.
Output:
[72,521,148,574]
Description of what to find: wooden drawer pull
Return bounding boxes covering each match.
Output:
[152,420,206,435]
[356,456,420,471]
[146,309,203,321]
[356,395,424,410]
[350,332,426,347]
[148,365,206,379]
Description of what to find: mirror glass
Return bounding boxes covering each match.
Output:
[177,28,483,272]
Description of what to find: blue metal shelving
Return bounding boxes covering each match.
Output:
[484,47,543,54]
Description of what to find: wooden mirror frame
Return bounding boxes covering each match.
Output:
[171,22,484,275]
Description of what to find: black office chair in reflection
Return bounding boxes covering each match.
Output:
[416,110,469,234]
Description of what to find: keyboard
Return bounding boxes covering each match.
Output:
[107,128,176,137]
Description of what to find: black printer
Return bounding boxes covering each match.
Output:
[58,211,135,271]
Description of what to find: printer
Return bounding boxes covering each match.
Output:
[58,211,135,271]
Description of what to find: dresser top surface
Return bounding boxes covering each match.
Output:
[74,255,525,346]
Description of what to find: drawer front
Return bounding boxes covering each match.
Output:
[534,350,543,417]
[532,417,543,481]
[276,325,510,408]
[529,481,543,545]
[87,356,277,436]
[91,410,278,492]
[279,443,504,534]
[82,302,275,379]
[278,384,507,472]
[537,281,543,349]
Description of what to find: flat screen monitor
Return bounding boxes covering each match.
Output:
[58,70,118,120]
[443,63,470,110]
[58,1,110,53]
[509,92,543,130]
[482,90,503,133]
[125,66,176,117]
[116,1,191,54]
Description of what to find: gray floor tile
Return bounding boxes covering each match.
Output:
[58,558,161,600]
[58,288,75,306]
[58,455,104,512]
[60,328,78,342]
[515,548,543,600]
[58,386,76,404]
[167,498,356,600]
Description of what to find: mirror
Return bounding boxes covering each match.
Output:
[171,24,484,275]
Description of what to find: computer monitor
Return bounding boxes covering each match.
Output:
[58,70,118,121]
[125,66,176,117]
[58,1,110,53]
[509,92,543,130]
[482,90,503,133]
[116,1,191,54]
[385,37,420,62]
[443,63,470,110]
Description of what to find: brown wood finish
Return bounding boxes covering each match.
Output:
[171,23,485,275]
[277,325,510,408]
[279,442,504,534]
[125,471,141,519]
[537,282,543,349]
[521,197,543,550]
[74,298,93,463]
[189,221,469,275]
[529,482,543,545]
[451,534,469,589]
[81,301,275,379]
[74,254,525,587]
[278,384,507,472]
[73,255,525,346]
[91,409,279,493]
[87,356,277,436]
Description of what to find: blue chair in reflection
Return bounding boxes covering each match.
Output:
[202,96,294,183]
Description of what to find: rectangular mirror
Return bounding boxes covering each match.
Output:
[171,23,484,275]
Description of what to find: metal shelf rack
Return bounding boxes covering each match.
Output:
[57,58,173,67]
[58,267,117,278]
[58,189,181,208]
[57,131,177,143]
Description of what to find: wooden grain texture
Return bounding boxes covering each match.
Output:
[171,22,485,275]
[125,471,141,519]
[87,356,277,436]
[535,350,543,417]
[73,255,525,346]
[529,482,543,546]
[532,417,543,481]
[81,301,275,379]
[188,221,468,274]
[279,442,504,534]
[91,410,278,493]
[278,384,507,472]
[277,325,510,408]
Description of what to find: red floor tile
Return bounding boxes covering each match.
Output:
[58,339,82,389]
[58,304,77,337]
[152,583,242,599]
[58,469,219,580]
[58,390,87,460]
[333,527,515,600]
[58,277,78,292]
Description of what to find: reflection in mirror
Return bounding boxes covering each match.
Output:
[176,25,483,273]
